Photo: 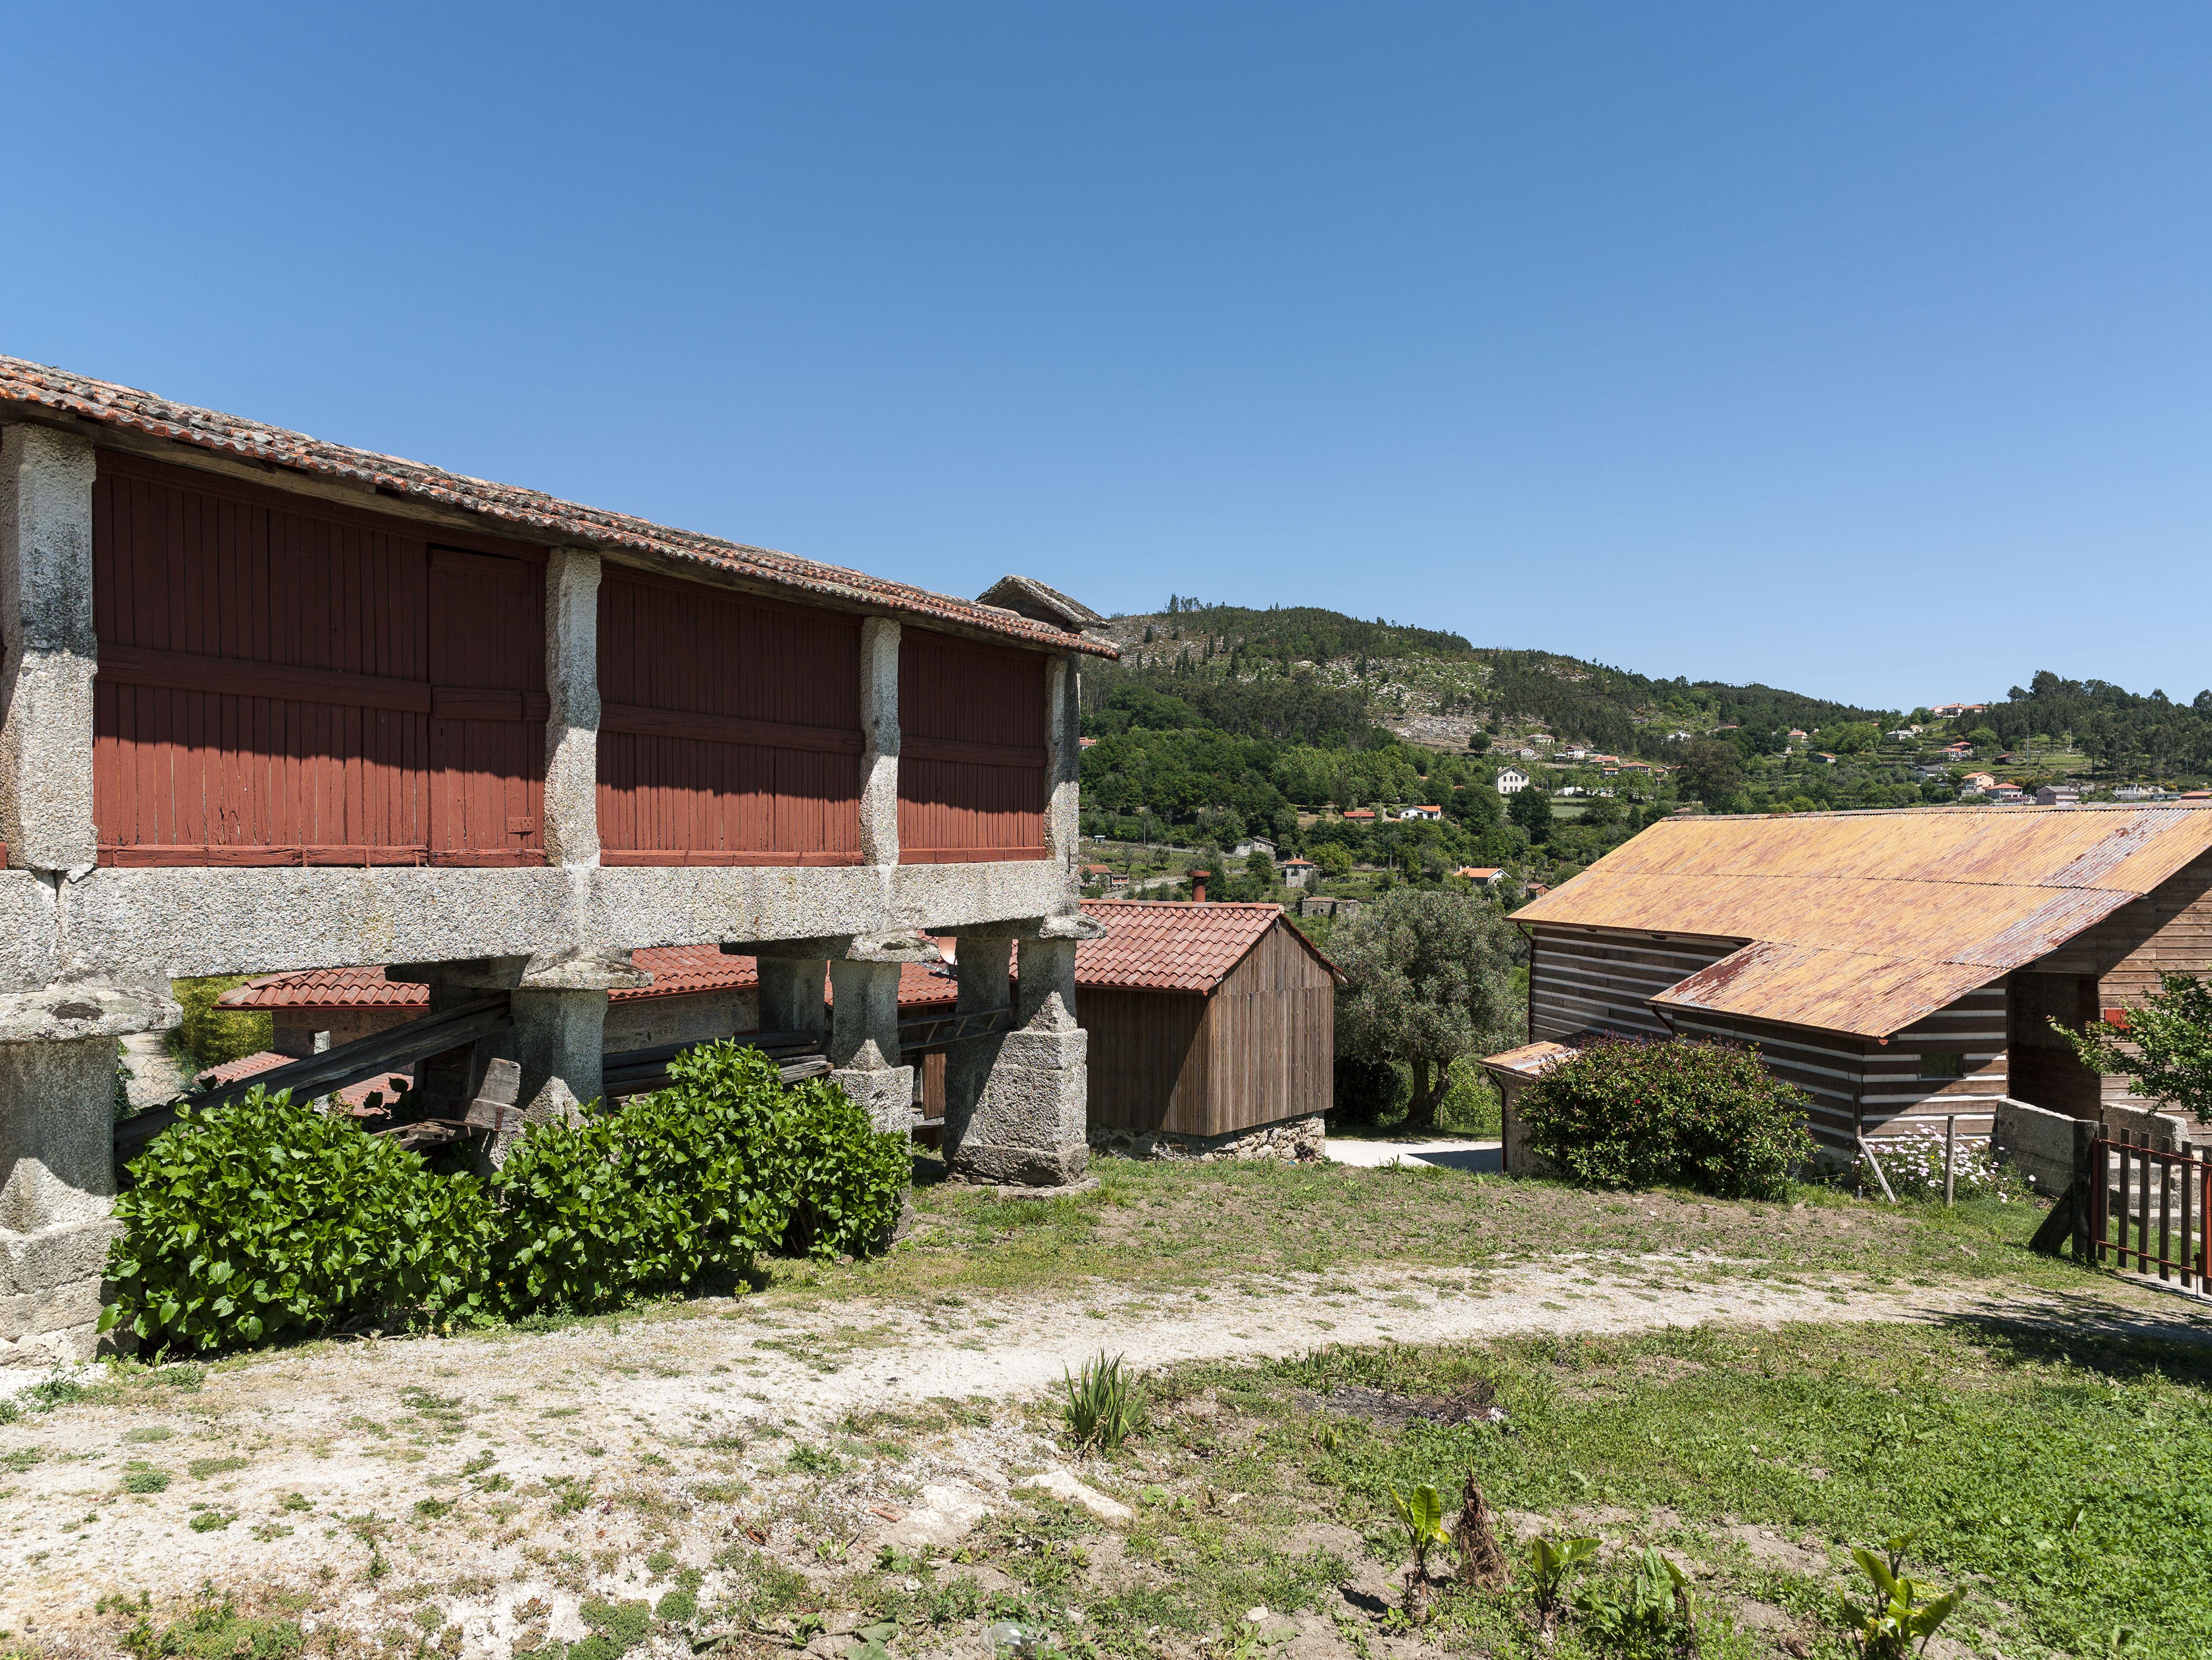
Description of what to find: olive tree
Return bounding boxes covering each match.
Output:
[1332,887,1524,1132]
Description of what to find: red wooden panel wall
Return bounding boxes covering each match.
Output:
[897,629,1048,863]
[90,450,546,866]
[596,567,863,864]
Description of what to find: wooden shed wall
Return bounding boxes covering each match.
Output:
[1082,986,1210,1133]
[90,450,547,866]
[595,567,863,864]
[897,629,1048,863]
[1201,922,1336,1135]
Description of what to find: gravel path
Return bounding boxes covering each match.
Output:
[0,1256,2072,1648]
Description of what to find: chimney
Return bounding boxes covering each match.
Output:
[1190,870,1209,903]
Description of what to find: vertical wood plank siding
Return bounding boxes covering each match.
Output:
[1082,987,1211,1132]
[595,567,863,864]
[1529,922,2007,1153]
[1084,919,1337,1136]
[896,629,1048,863]
[90,450,544,866]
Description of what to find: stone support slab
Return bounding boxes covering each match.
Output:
[1045,654,1080,868]
[0,981,177,1365]
[511,988,610,1110]
[542,547,602,868]
[943,934,1087,1186]
[0,424,99,874]
[859,617,900,867]
[829,957,914,1133]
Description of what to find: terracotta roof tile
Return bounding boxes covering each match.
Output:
[1073,899,1339,994]
[0,356,1115,661]
[193,1048,411,1110]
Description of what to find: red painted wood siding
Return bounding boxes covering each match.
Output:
[595,566,863,864]
[897,629,1048,863]
[90,450,546,866]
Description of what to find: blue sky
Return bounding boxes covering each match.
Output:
[5,4,2206,709]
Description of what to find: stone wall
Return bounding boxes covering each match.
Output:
[1089,1113,1325,1164]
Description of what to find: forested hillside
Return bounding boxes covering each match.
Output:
[1074,600,2212,907]
[1095,597,1883,754]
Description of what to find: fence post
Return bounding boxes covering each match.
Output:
[2070,1117,2098,1263]
[1943,1114,1957,1208]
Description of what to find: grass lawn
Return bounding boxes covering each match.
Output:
[759,1157,2080,1306]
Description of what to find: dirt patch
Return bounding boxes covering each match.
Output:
[1304,1380,1506,1427]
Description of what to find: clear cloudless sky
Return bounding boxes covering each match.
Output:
[4,3,2207,709]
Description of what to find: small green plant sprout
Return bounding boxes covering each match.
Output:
[1060,1351,1148,1453]
[1575,1547,1702,1659]
[1528,1534,1600,1626]
[1388,1484,1453,1586]
[1839,1532,1959,1660]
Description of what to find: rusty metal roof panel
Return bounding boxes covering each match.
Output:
[1519,804,2212,1037]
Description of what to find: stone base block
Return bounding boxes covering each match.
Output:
[830,1065,916,1136]
[950,1027,1087,1187]
[1,1216,121,1366]
[1090,1113,1325,1164]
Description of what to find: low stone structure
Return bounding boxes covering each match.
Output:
[1087,1113,1326,1163]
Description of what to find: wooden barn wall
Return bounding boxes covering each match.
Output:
[1200,923,1336,1135]
[90,450,546,866]
[1668,984,2006,1153]
[1082,985,1210,1132]
[1528,926,1741,1041]
[896,629,1047,863]
[2029,848,2212,1113]
[595,567,863,864]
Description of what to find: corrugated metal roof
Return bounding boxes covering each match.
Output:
[1517,805,2212,1038]
[0,356,1115,660]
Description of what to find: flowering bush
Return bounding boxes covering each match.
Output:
[1518,1035,1816,1199]
[1858,1127,2027,1203]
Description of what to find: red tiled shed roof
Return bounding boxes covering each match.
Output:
[1073,899,1341,994]
[0,356,1115,661]
[217,945,957,1013]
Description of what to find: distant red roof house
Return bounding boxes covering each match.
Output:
[1342,808,1377,821]
[1944,741,1974,754]
[1399,805,1444,821]
[1281,856,1316,868]
[1079,736,1098,748]
[1453,866,1506,887]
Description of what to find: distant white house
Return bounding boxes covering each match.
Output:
[1666,729,1693,742]
[1399,804,1443,821]
[1281,856,1317,888]
[1453,866,1506,889]
[1496,767,1531,795]
[2035,784,2081,807]
[1560,746,1587,760]
[1232,835,1276,858]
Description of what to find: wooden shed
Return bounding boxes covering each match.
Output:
[1073,900,1342,1153]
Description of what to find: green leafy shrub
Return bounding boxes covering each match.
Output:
[488,1041,791,1316]
[1517,1036,1815,1199]
[771,1082,910,1258]
[106,1042,909,1356]
[103,1088,494,1353]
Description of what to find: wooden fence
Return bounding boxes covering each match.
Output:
[2065,1122,2208,1292]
